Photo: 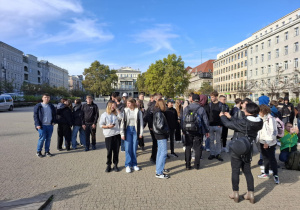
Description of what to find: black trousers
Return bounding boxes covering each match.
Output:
[231,155,254,191]
[169,129,175,153]
[85,124,96,149]
[105,134,120,165]
[260,144,278,176]
[185,134,203,167]
[57,124,71,150]
[175,122,181,141]
[221,126,228,147]
[150,129,157,161]
[138,136,144,148]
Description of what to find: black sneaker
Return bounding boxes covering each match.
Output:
[92,145,96,150]
[258,159,263,165]
[216,154,223,161]
[105,165,111,173]
[195,164,200,170]
[36,152,43,158]
[170,153,178,157]
[186,165,193,170]
[166,154,170,159]
[156,174,170,179]
[113,165,119,172]
[150,158,156,164]
[45,152,53,157]
[208,155,215,160]
[163,169,170,173]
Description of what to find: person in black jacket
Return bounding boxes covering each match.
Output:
[165,99,178,157]
[174,99,183,143]
[199,94,210,152]
[82,95,99,151]
[71,99,85,149]
[183,94,210,170]
[33,93,56,157]
[153,99,170,179]
[220,103,263,204]
[219,95,230,153]
[57,99,73,151]
[281,97,295,124]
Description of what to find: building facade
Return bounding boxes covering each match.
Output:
[69,75,84,91]
[23,54,42,85]
[44,61,69,89]
[114,67,141,98]
[188,60,214,91]
[0,41,24,92]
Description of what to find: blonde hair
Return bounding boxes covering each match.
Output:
[106,101,117,115]
[155,99,166,112]
[175,99,182,117]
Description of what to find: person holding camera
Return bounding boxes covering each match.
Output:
[220,103,263,204]
[100,101,123,172]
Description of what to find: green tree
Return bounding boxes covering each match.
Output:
[199,82,214,95]
[70,89,86,98]
[82,61,118,96]
[135,72,148,93]
[144,54,190,98]
[0,80,15,93]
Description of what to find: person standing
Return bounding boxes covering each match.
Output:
[82,95,99,151]
[120,98,144,173]
[183,94,210,170]
[208,91,223,161]
[153,99,170,179]
[34,93,56,157]
[281,97,295,124]
[56,99,73,151]
[230,98,242,118]
[165,99,178,157]
[174,99,183,143]
[199,94,210,152]
[136,99,145,150]
[257,105,280,184]
[100,101,123,172]
[220,103,263,204]
[71,99,85,149]
[183,92,194,110]
[219,95,229,153]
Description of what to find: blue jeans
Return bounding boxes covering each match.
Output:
[37,125,54,152]
[124,126,138,167]
[121,138,125,151]
[156,139,168,174]
[204,136,210,150]
[72,126,86,148]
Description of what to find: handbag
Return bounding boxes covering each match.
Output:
[229,122,252,156]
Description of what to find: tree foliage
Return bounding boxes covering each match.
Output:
[0,80,14,93]
[144,54,190,98]
[135,72,148,93]
[199,82,214,95]
[82,61,118,96]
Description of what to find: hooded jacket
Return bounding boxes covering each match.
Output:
[165,107,178,130]
[33,102,56,129]
[258,95,270,106]
[56,103,72,126]
[183,102,210,135]
[153,107,169,140]
[199,94,210,117]
[81,102,99,125]
[144,101,156,129]
[72,104,83,126]
[281,97,295,122]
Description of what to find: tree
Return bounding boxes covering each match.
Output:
[70,89,86,98]
[144,54,190,98]
[0,80,14,93]
[82,61,118,97]
[135,72,148,93]
[199,82,214,95]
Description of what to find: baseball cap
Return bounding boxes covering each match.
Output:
[122,93,128,97]
[192,94,200,102]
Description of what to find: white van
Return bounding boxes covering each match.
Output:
[0,94,14,111]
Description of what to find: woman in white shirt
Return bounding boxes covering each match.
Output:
[120,98,144,173]
[100,101,123,173]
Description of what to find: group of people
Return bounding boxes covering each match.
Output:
[33,91,299,204]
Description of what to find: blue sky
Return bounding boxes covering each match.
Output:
[0,0,299,75]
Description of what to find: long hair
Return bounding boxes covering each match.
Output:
[67,99,73,111]
[106,101,117,115]
[175,99,182,117]
[136,99,142,110]
[155,99,166,112]
[127,97,137,109]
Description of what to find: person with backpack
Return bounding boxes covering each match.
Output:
[219,95,230,153]
[71,99,85,149]
[220,103,263,204]
[183,94,209,170]
[153,99,170,179]
[208,91,223,161]
[257,105,280,184]
[183,92,193,110]
[279,122,298,164]
[165,99,178,157]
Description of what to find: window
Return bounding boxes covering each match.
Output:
[270,27,273,32]
[245,70,247,76]
[250,58,253,65]
[237,72,240,78]
[268,39,271,47]
[295,27,299,36]
[261,67,264,74]
[268,79,271,84]
[295,42,299,52]
[276,49,279,58]
[284,61,288,70]
[261,42,264,49]
[276,36,279,44]
[255,56,258,64]
[255,68,258,76]
[241,71,243,77]
[295,75,299,84]
[245,60,247,66]
[268,65,271,73]
[285,45,288,55]
[238,53,240,59]
[241,61,243,67]
[261,54,264,62]
[282,21,285,26]
[238,63,240,68]
[255,45,258,52]
[268,52,271,60]
[295,58,299,68]
[241,52,243,58]
[275,63,279,70]
[284,76,288,84]
[285,31,289,40]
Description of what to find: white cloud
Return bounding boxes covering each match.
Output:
[132,24,179,54]
[40,18,114,44]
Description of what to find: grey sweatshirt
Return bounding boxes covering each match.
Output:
[99,112,123,138]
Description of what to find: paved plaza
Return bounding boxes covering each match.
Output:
[0,102,299,210]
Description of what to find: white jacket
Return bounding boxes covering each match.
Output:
[120,107,143,138]
[99,112,123,138]
[257,114,278,146]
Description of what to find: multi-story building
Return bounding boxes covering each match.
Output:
[188,60,214,91]
[0,41,24,92]
[43,61,69,89]
[114,67,141,98]
[39,60,50,85]
[213,38,251,101]
[23,54,42,85]
[69,75,84,91]
[248,8,300,100]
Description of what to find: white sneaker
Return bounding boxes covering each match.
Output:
[133,166,140,171]
[261,169,273,175]
[277,142,281,146]
[192,156,195,160]
[126,166,131,173]
[260,166,265,170]
[183,146,186,151]
[206,148,210,152]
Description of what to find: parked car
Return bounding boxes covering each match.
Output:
[0,94,14,111]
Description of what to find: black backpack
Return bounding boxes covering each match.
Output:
[285,151,300,171]
[183,106,202,134]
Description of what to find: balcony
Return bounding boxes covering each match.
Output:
[114,85,137,91]
[198,72,213,79]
